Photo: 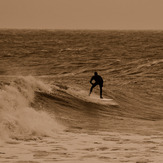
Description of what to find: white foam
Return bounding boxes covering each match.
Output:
[0,76,62,142]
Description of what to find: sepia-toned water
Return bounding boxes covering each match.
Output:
[0,30,163,163]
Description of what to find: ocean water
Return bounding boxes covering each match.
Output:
[0,30,163,163]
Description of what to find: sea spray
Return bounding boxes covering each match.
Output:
[0,76,62,141]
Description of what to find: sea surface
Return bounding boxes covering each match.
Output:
[0,29,163,163]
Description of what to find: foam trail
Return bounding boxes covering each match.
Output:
[0,76,61,141]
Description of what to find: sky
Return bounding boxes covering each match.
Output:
[0,0,163,30]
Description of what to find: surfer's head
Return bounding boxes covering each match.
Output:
[94,72,98,76]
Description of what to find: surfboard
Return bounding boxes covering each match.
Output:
[88,95,118,105]
[66,87,118,106]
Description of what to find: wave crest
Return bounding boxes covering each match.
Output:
[0,76,61,141]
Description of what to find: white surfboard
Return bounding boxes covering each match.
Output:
[66,87,118,106]
[88,94,118,106]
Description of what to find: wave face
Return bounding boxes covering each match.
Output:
[0,30,163,139]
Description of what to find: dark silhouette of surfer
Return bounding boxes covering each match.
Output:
[89,72,103,99]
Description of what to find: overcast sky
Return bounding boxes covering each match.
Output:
[0,0,163,30]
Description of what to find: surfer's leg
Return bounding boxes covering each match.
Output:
[100,85,103,98]
[89,83,97,95]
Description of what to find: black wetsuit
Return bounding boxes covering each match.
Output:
[90,74,103,98]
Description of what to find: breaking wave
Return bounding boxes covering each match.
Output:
[0,76,62,141]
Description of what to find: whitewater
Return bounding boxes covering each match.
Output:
[0,30,163,163]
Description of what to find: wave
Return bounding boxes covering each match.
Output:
[1,75,163,141]
[35,82,163,129]
[0,76,62,141]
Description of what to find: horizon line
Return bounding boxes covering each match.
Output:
[0,27,163,31]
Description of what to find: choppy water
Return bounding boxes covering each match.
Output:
[0,30,163,163]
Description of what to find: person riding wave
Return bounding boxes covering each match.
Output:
[89,72,103,99]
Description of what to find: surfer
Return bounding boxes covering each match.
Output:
[89,72,103,98]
